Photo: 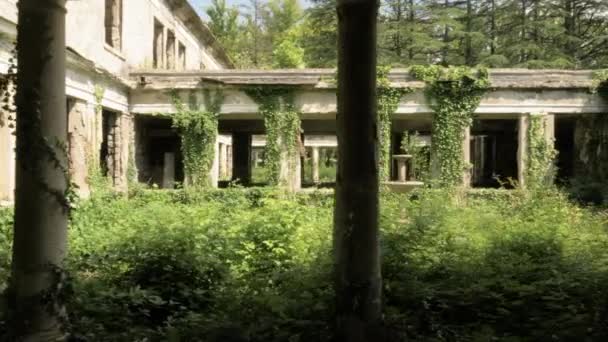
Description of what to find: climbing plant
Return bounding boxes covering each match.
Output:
[88,85,111,192]
[377,66,413,181]
[170,88,224,188]
[526,114,557,189]
[410,65,489,187]
[400,131,430,182]
[243,86,301,186]
[591,69,608,101]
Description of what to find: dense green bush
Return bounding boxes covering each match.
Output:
[1,188,608,341]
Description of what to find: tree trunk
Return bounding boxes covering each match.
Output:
[9,0,69,340]
[489,0,496,55]
[465,0,473,65]
[334,0,382,340]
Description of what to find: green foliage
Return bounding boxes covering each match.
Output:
[170,89,224,188]
[400,131,431,181]
[3,188,608,340]
[525,115,557,189]
[377,66,413,181]
[411,65,489,187]
[591,69,608,102]
[272,32,305,69]
[244,87,301,186]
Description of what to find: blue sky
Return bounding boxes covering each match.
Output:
[189,0,310,19]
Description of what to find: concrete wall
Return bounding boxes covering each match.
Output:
[0,0,227,76]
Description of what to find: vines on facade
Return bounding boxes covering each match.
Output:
[170,88,224,188]
[591,69,608,102]
[526,114,557,189]
[88,85,111,191]
[377,66,413,181]
[410,65,489,187]
[243,86,300,186]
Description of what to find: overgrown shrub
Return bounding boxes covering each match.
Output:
[1,188,608,341]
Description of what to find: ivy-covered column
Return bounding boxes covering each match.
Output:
[462,126,472,187]
[521,114,557,189]
[410,65,489,188]
[244,86,302,191]
[170,88,223,189]
[517,114,529,188]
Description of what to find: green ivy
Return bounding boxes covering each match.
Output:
[243,86,301,186]
[170,88,224,189]
[377,66,413,181]
[400,131,430,182]
[411,65,489,187]
[591,69,608,102]
[526,114,557,189]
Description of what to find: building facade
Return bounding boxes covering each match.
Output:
[0,0,232,202]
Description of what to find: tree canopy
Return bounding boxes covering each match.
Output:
[204,0,608,69]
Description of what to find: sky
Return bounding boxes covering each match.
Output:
[189,0,311,19]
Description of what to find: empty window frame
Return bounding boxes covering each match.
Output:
[153,19,164,68]
[178,42,186,70]
[104,0,122,49]
[166,30,176,70]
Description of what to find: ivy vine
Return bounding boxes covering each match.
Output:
[170,88,224,188]
[591,69,608,102]
[243,86,300,186]
[410,65,489,187]
[377,66,413,181]
[525,114,557,189]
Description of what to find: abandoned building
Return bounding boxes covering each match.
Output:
[1,0,608,203]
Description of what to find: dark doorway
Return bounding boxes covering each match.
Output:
[471,119,518,188]
[555,117,576,185]
[135,116,184,188]
[101,109,118,178]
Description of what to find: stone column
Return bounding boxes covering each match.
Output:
[462,126,472,187]
[232,132,252,185]
[279,137,302,192]
[517,114,530,188]
[113,112,133,193]
[227,145,233,179]
[67,99,91,198]
[543,114,555,146]
[219,142,227,179]
[162,152,175,189]
[0,115,16,203]
[312,146,320,184]
[209,138,219,187]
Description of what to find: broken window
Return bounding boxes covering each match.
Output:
[178,42,186,70]
[166,30,176,70]
[153,19,164,68]
[101,110,118,178]
[104,0,122,49]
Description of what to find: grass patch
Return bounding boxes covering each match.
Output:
[1,188,608,340]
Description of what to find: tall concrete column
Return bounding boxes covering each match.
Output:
[462,126,472,187]
[543,114,555,146]
[0,117,15,203]
[67,99,91,198]
[232,132,251,185]
[517,114,530,188]
[219,142,228,179]
[162,152,175,189]
[209,138,219,187]
[278,137,302,192]
[312,146,320,184]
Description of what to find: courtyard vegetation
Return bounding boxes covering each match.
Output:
[1,187,608,341]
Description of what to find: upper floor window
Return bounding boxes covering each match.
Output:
[105,0,122,50]
[178,42,186,70]
[166,30,176,69]
[153,19,164,68]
